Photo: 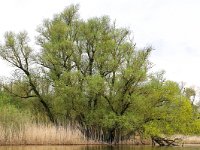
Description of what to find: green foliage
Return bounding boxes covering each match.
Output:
[0,4,199,143]
[185,87,196,99]
[142,77,194,137]
[0,92,32,132]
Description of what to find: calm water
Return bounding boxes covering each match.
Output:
[0,145,200,150]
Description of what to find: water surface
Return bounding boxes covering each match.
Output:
[0,145,200,150]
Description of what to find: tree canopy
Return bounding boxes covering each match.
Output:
[0,4,199,144]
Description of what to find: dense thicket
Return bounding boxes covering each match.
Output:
[0,4,199,144]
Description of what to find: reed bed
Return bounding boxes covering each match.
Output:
[0,123,93,145]
[182,136,200,144]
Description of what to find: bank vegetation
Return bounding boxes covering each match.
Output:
[0,4,200,146]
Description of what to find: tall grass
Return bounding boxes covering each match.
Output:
[0,123,92,145]
[0,101,92,145]
[182,136,200,144]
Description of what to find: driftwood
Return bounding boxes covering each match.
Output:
[152,136,183,146]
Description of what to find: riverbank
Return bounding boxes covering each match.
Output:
[0,123,90,145]
[1,123,200,145]
[182,136,200,144]
[0,123,143,145]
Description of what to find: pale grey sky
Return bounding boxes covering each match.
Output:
[0,0,200,88]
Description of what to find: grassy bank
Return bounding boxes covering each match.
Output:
[0,100,199,145]
[1,122,200,145]
[0,123,90,145]
[183,136,200,144]
[0,123,137,145]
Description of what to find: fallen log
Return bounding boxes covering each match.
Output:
[152,136,182,146]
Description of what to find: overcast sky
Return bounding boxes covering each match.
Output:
[0,0,200,88]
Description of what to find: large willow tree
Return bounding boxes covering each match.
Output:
[0,4,197,144]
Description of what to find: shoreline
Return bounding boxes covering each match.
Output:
[1,124,200,146]
[0,143,200,146]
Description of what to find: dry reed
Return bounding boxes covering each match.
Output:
[0,123,93,145]
[182,136,200,144]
